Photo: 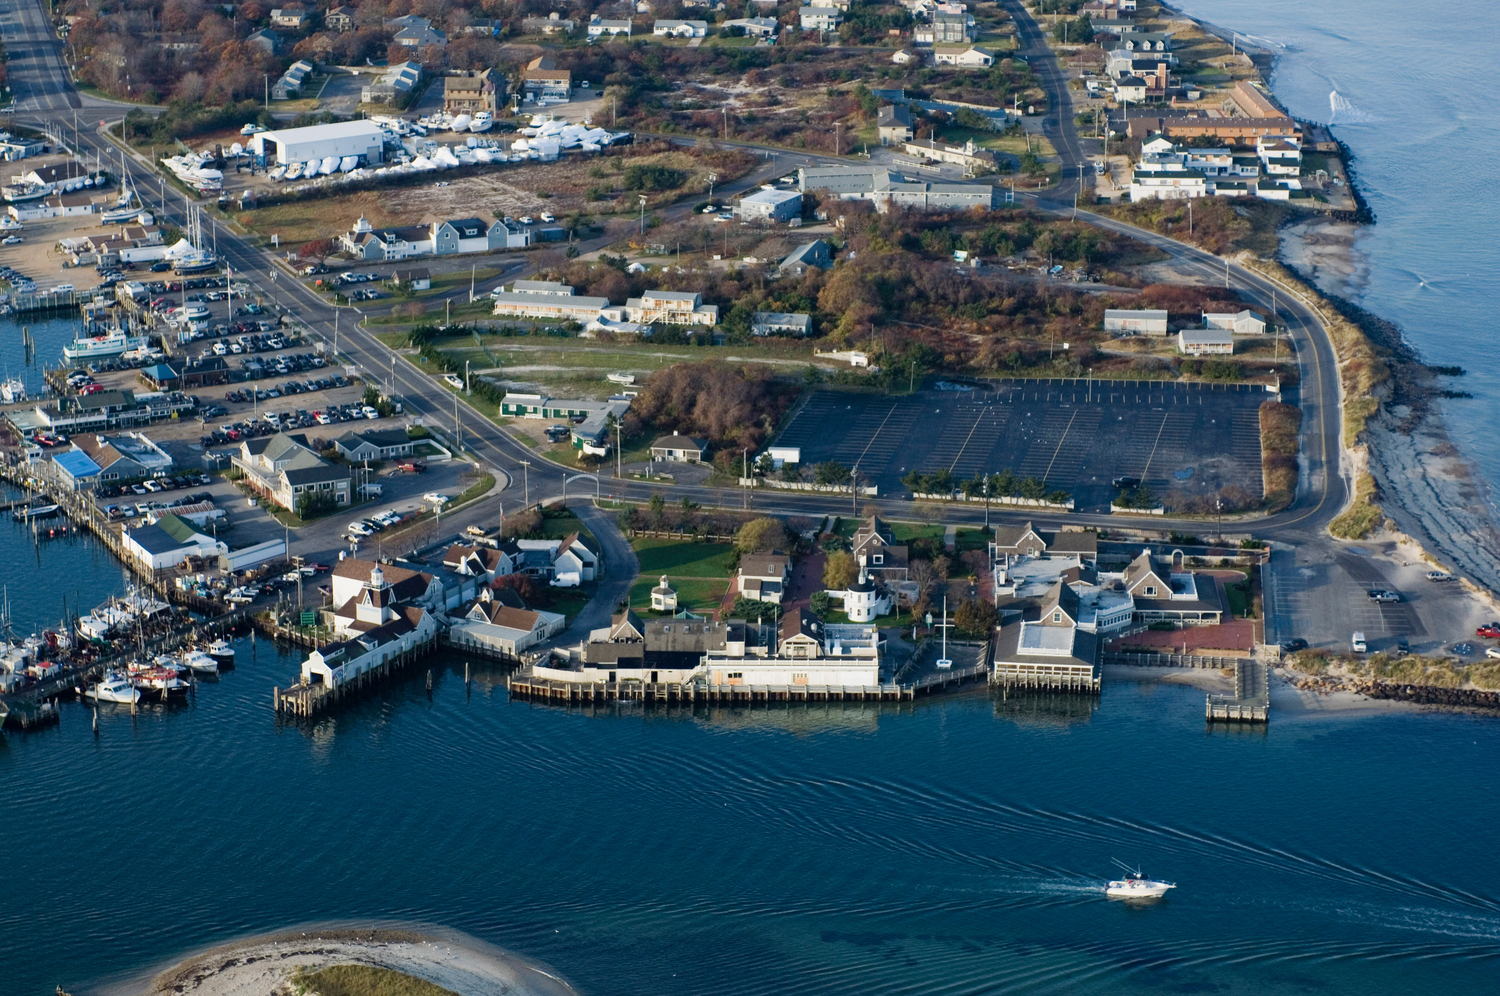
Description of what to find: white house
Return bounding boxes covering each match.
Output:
[511,535,598,585]
[588,16,632,37]
[653,19,708,37]
[302,603,438,689]
[1257,134,1303,175]
[1177,329,1234,355]
[799,7,843,31]
[622,290,719,326]
[1129,167,1208,200]
[442,543,516,583]
[738,187,803,222]
[751,312,812,337]
[738,553,791,604]
[1103,309,1168,335]
[723,16,778,37]
[932,45,994,68]
[122,513,227,570]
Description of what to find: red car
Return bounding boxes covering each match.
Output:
[1477,624,1500,639]
[396,461,427,474]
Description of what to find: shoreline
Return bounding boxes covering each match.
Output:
[99,925,578,996]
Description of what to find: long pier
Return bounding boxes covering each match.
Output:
[506,674,914,705]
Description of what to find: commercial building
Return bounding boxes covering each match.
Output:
[992,582,1101,690]
[798,165,1000,211]
[649,432,709,463]
[341,214,519,260]
[1103,308,1168,335]
[1203,309,1266,335]
[520,56,571,103]
[232,432,351,511]
[333,427,415,462]
[122,512,228,571]
[490,283,611,322]
[250,120,386,168]
[737,187,803,222]
[498,393,632,456]
[72,431,174,483]
[900,138,998,173]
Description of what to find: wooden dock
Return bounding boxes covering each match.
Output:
[272,635,438,720]
[506,673,914,705]
[1206,659,1270,723]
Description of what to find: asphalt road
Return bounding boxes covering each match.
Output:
[10,0,1465,651]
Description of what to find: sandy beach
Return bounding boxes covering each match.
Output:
[119,927,577,996]
[1277,217,1371,300]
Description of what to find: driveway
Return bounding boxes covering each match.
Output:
[541,502,638,649]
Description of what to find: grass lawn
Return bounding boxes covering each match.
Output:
[294,964,458,996]
[629,576,729,613]
[545,587,594,623]
[632,538,736,577]
[1222,571,1253,618]
[890,523,946,542]
[540,509,598,547]
[954,528,991,553]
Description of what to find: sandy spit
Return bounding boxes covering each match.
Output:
[127,927,578,996]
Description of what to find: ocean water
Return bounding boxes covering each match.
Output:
[1,643,1499,996]
[1168,0,1500,510]
[1,315,90,398]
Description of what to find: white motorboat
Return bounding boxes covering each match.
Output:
[338,156,359,173]
[470,111,494,133]
[284,162,303,181]
[179,650,219,675]
[451,113,473,132]
[1,375,25,404]
[1106,865,1175,899]
[0,217,23,231]
[87,674,140,704]
[268,164,287,181]
[319,156,339,176]
[206,639,235,666]
[63,328,149,360]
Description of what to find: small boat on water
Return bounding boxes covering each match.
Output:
[132,666,191,697]
[1106,863,1175,900]
[206,639,235,667]
[12,503,60,522]
[87,674,140,704]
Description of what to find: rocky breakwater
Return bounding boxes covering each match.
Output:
[1279,653,1500,715]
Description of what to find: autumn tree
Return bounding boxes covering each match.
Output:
[735,517,787,554]
[298,237,335,263]
[823,550,858,591]
[954,598,997,638]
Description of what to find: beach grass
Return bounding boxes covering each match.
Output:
[292,964,459,996]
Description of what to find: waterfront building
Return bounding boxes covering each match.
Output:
[448,587,565,656]
[122,512,228,570]
[442,544,516,583]
[992,582,1101,690]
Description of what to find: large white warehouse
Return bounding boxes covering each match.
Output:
[250,120,386,167]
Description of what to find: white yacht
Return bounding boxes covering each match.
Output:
[1106,868,1175,899]
[87,674,140,704]
[470,111,494,133]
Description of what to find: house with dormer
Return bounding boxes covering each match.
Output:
[302,570,437,688]
[851,514,909,583]
[1116,548,1226,626]
[442,543,516,583]
[448,587,565,656]
[232,431,350,511]
[738,552,791,604]
[992,581,1101,689]
[328,557,472,635]
[989,522,1098,566]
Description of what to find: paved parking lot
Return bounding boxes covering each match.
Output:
[774,380,1267,510]
[1265,543,1500,656]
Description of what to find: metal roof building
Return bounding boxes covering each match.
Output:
[250,120,387,167]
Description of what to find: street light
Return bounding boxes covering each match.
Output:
[638,194,648,235]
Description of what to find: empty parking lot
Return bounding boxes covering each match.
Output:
[773,379,1268,510]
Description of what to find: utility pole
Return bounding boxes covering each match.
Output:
[469,263,476,302]
[1074,162,1082,219]
[454,395,461,455]
[722,106,728,140]
[519,460,530,508]
[742,447,749,510]
[465,359,471,395]
[638,194,647,235]
[1225,258,1230,288]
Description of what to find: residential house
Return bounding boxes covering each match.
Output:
[653,19,708,37]
[723,16,778,37]
[511,535,598,585]
[1177,329,1234,355]
[799,7,843,31]
[915,11,974,44]
[443,69,503,116]
[385,14,446,47]
[737,187,802,222]
[932,44,993,67]
[1114,75,1148,102]
[339,215,434,260]
[521,13,577,35]
[1111,30,1172,52]
[521,55,572,102]
[390,267,431,291]
[362,61,422,103]
[332,427,414,462]
[738,552,791,604]
[622,290,719,326]
[246,28,281,54]
[302,603,439,688]
[1129,167,1208,201]
[990,523,1098,565]
[268,7,310,30]
[1257,134,1302,174]
[588,16,632,37]
[750,312,812,337]
[649,432,708,463]
[122,513,227,571]
[778,239,833,276]
[231,432,351,511]
[448,588,566,656]
[892,49,916,65]
[328,558,471,633]
[442,544,516,583]
[1103,308,1168,335]
[1203,309,1266,335]
[432,216,494,255]
[851,515,911,583]
[991,581,1101,690]
[326,5,355,31]
[877,104,914,145]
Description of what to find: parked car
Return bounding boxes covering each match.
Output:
[1367,589,1401,603]
[1112,476,1141,489]
[346,521,375,537]
[1279,638,1308,653]
[1475,624,1500,639]
[1487,647,1500,660]
[422,492,451,505]
[1426,571,1454,582]
[397,461,427,474]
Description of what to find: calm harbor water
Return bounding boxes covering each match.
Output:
[1,635,1498,995]
[1170,0,1500,510]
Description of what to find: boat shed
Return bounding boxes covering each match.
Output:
[249,120,386,167]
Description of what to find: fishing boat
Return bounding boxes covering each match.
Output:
[62,328,149,360]
[179,650,219,675]
[1,375,25,403]
[132,666,191,697]
[206,639,235,667]
[78,606,131,641]
[86,673,140,704]
[1106,863,1175,899]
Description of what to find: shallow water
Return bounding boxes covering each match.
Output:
[1,633,1498,995]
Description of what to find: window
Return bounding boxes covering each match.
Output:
[728,672,743,679]
[872,554,883,565]
[1052,611,1062,623]
[1144,586,1157,596]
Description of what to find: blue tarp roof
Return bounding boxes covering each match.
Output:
[53,449,103,479]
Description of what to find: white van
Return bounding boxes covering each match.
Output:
[1351,632,1368,654]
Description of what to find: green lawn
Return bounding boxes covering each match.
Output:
[545,587,593,623]
[629,576,729,613]
[540,509,598,547]
[954,528,991,553]
[632,538,736,577]
[890,523,946,542]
